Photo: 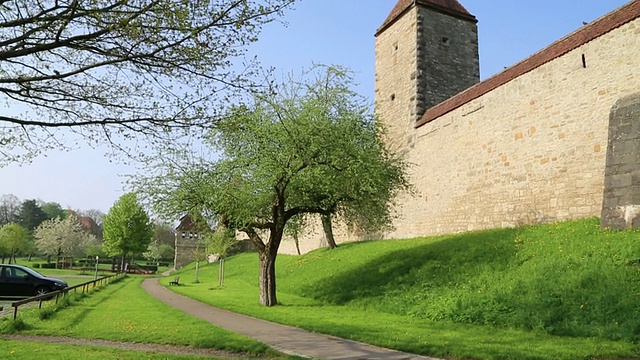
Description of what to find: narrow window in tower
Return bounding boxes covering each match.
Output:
[441,37,450,47]
[392,42,398,65]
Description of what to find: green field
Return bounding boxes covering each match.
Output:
[2,217,640,359]
[0,275,294,359]
[164,217,640,360]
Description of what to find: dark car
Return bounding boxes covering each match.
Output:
[0,264,68,298]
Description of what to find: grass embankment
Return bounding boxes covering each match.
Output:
[0,340,218,360]
[0,275,293,360]
[166,217,640,360]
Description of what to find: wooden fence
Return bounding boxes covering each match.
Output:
[10,273,125,320]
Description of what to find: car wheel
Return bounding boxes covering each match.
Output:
[34,286,50,296]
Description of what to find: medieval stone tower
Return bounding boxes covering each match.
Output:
[375,0,479,153]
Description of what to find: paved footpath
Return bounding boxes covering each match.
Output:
[141,278,441,360]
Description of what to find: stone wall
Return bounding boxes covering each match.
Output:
[601,93,640,229]
[174,232,205,269]
[414,6,479,114]
[374,6,419,154]
[279,3,640,254]
[385,16,640,239]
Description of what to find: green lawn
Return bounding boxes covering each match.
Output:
[165,217,640,360]
[0,339,227,360]
[3,218,639,359]
[0,276,294,359]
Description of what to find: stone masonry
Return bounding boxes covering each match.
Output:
[278,1,640,254]
[377,1,640,239]
[601,93,640,229]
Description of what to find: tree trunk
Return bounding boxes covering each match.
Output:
[56,249,62,269]
[321,213,338,249]
[258,248,278,306]
[293,234,301,255]
[218,258,225,287]
[121,254,126,273]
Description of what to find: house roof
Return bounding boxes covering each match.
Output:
[376,0,476,36]
[416,0,640,128]
[176,214,208,232]
[77,216,99,232]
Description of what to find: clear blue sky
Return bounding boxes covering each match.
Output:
[0,0,630,214]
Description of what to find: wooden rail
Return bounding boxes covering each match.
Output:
[10,273,125,320]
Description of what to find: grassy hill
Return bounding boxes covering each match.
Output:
[171,217,640,359]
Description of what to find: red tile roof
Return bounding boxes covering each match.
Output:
[416,0,640,128]
[176,214,205,231]
[376,0,476,36]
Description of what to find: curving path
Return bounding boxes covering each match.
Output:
[141,277,441,360]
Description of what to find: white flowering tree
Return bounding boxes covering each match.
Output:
[34,215,98,268]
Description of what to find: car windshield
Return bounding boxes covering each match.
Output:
[19,266,46,279]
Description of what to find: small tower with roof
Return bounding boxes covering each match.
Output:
[174,214,210,269]
[375,0,479,152]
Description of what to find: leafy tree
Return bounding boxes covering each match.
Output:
[206,223,238,286]
[0,223,31,263]
[17,199,49,231]
[0,194,21,226]
[0,0,296,164]
[158,244,175,260]
[284,214,304,255]
[144,222,176,263]
[138,66,409,306]
[143,240,164,264]
[152,222,176,248]
[102,193,153,270]
[41,202,66,220]
[34,215,98,267]
[206,226,238,260]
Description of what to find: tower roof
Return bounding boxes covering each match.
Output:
[376,0,476,36]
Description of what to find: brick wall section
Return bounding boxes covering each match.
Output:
[601,93,640,229]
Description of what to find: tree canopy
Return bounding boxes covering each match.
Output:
[0,194,20,226]
[41,202,66,220]
[0,0,296,164]
[17,199,49,231]
[0,222,31,263]
[33,214,97,266]
[102,192,153,268]
[137,66,409,306]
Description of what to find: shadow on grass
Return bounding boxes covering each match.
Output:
[300,227,521,305]
[66,279,130,328]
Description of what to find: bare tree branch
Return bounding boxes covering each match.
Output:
[0,0,296,165]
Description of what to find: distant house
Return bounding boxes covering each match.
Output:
[174,214,210,269]
[77,215,102,241]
